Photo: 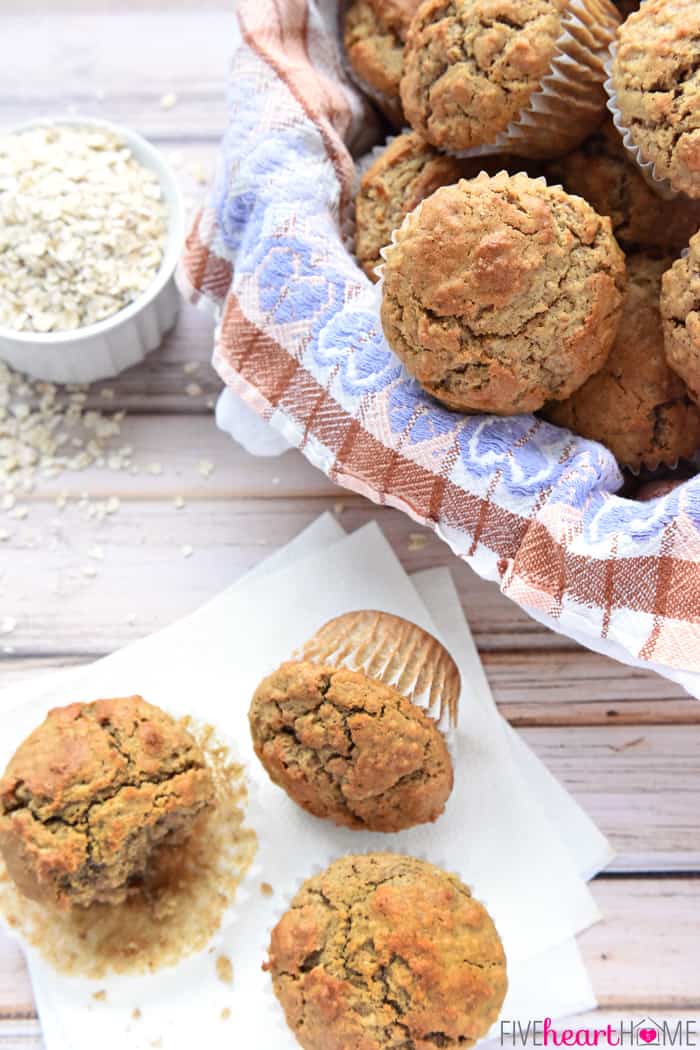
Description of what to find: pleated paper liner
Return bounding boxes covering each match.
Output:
[604,45,680,202]
[295,609,461,735]
[450,0,619,161]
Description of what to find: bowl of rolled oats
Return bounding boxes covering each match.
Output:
[0,117,185,383]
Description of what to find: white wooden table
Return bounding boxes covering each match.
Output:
[1,3,698,1045]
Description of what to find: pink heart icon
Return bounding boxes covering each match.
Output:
[639,1030,657,1044]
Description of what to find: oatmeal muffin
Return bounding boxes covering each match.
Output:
[0,696,214,909]
[400,0,619,157]
[609,0,700,199]
[344,0,422,122]
[356,135,534,280]
[545,120,700,252]
[380,172,626,415]
[249,660,453,832]
[267,853,508,1050]
[545,254,700,470]
[356,132,463,280]
[661,231,700,402]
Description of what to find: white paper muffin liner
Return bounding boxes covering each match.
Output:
[447,0,619,160]
[295,609,460,752]
[604,45,680,202]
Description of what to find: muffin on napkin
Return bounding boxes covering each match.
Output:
[249,610,457,832]
[0,696,214,909]
[266,852,508,1050]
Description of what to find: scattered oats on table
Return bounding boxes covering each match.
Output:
[0,125,167,333]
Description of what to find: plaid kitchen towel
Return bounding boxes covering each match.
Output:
[179,0,700,695]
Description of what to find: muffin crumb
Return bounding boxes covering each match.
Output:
[216,954,234,985]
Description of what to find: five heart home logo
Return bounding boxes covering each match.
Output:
[499,1015,698,1047]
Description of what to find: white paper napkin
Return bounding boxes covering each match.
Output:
[0,516,608,1049]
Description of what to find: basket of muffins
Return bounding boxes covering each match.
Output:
[345,0,700,476]
[0,614,508,1049]
[180,0,700,687]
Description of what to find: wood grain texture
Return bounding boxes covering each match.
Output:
[0,12,233,139]
[1,0,698,1034]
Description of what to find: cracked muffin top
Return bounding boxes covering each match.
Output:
[544,254,700,470]
[344,0,423,121]
[661,231,700,402]
[249,660,453,832]
[399,0,618,155]
[0,695,214,909]
[380,171,626,415]
[355,132,464,280]
[266,852,508,1050]
[545,120,700,252]
[610,0,700,199]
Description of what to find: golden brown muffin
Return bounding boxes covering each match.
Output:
[545,120,700,252]
[356,132,464,279]
[400,0,619,157]
[344,0,423,122]
[380,172,626,415]
[0,696,214,909]
[609,0,700,199]
[661,231,700,402]
[266,853,508,1050]
[544,254,700,470]
[355,135,538,280]
[249,661,453,832]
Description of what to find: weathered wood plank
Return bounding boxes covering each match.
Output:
[487,651,694,725]
[0,498,586,654]
[1,13,234,138]
[10,418,341,500]
[1,878,698,1023]
[522,727,700,873]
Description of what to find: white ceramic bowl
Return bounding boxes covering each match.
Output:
[0,116,186,384]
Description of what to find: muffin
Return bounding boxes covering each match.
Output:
[380,172,626,415]
[0,696,214,909]
[608,0,700,199]
[356,132,464,280]
[400,0,619,157]
[344,0,422,123]
[545,120,700,252]
[544,254,700,470]
[249,660,453,831]
[266,853,508,1050]
[661,231,700,402]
